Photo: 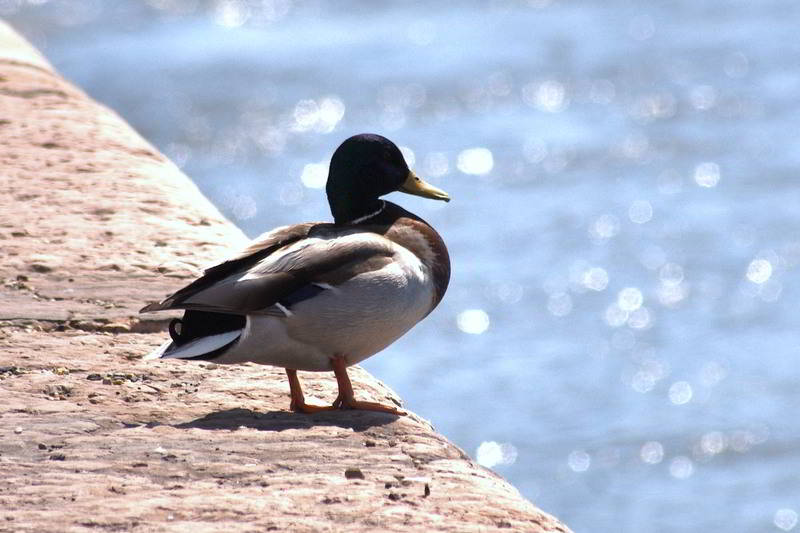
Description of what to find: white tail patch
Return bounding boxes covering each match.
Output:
[155,330,242,360]
[144,339,174,360]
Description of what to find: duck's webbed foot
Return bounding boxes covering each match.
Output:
[285,360,405,415]
[285,368,335,413]
[329,355,406,416]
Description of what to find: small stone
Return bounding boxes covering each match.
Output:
[30,263,52,273]
[53,367,69,375]
[387,492,402,501]
[38,443,47,450]
[102,323,131,333]
[14,426,23,434]
[86,373,102,381]
[49,453,66,461]
[45,384,72,398]
[364,440,376,447]
[344,467,365,480]
[424,483,431,497]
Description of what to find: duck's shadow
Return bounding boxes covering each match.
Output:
[173,407,398,432]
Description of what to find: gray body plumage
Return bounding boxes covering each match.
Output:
[148,228,435,371]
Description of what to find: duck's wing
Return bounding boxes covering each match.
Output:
[141,227,395,316]
[140,222,317,313]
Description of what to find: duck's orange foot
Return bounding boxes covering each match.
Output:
[289,397,336,414]
[332,394,406,415]
[284,362,406,416]
[330,355,406,416]
[286,368,336,414]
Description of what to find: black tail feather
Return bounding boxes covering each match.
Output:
[170,310,246,347]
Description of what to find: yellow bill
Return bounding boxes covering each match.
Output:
[399,170,450,202]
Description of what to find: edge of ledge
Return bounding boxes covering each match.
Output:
[0,20,572,533]
[0,19,52,71]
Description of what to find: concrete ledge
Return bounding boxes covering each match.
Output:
[0,21,571,532]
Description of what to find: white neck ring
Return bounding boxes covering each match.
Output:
[349,200,386,224]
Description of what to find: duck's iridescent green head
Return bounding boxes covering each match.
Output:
[326,133,449,224]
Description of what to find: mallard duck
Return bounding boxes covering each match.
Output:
[141,134,450,415]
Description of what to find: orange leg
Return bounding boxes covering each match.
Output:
[285,368,335,414]
[329,355,406,415]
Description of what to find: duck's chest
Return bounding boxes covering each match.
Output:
[383,219,450,309]
[285,249,435,364]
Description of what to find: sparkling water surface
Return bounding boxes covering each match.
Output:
[9,1,800,531]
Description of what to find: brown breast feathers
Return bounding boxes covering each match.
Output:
[365,202,450,310]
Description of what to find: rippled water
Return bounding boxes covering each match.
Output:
[9,1,800,531]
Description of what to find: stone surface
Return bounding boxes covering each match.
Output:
[0,21,571,533]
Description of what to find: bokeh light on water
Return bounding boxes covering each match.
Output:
[456,309,490,335]
[9,1,800,531]
[476,440,518,469]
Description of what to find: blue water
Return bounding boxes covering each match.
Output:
[9,2,800,531]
